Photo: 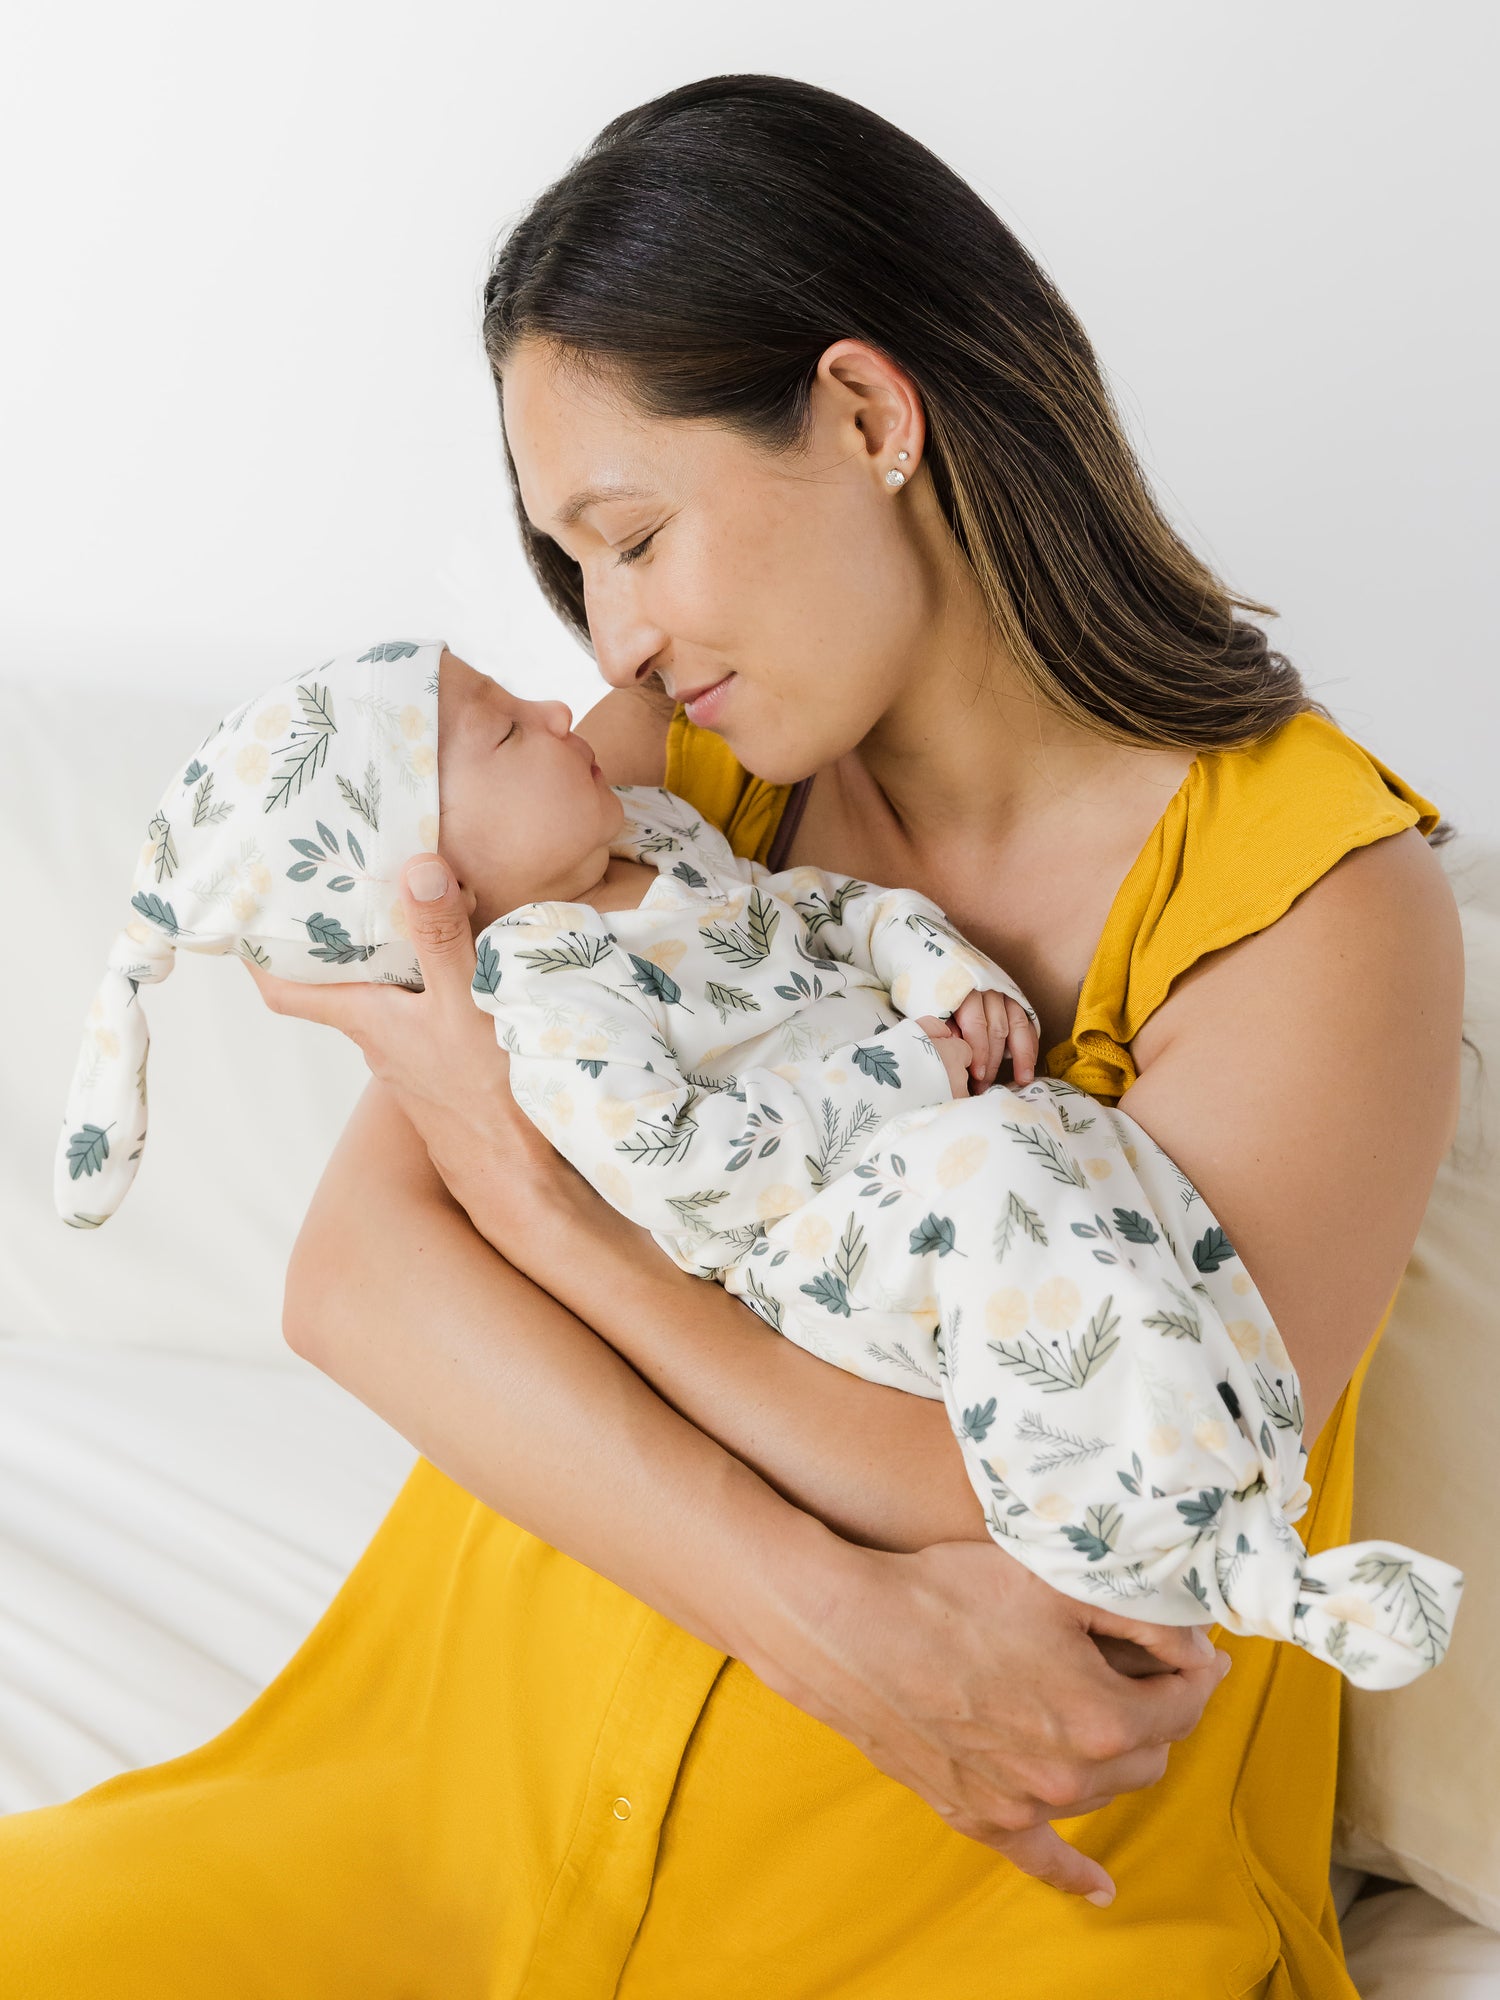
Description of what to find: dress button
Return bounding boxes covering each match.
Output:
[612,1796,632,1821]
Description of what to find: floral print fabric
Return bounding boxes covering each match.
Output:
[473,787,1465,1690]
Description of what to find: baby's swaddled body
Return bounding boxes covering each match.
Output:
[474,784,1464,1692]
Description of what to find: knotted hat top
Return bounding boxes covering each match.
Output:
[54,636,445,1228]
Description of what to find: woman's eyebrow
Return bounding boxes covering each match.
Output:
[554,481,650,526]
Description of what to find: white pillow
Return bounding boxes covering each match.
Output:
[1333,837,1500,1931]
[0,674,370,1361]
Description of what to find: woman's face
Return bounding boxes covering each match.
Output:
[500,336,951,785]
[436,651,626,929]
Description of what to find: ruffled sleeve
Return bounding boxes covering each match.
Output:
[1045,711,1441,1102]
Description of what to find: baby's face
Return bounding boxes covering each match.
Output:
[435,652,626,930]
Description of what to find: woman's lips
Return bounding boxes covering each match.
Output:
[682,674,734,726]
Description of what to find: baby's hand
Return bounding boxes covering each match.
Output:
[914,1016,975,1099]
[949,987,1039,1092]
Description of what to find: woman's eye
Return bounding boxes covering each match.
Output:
[615,529,658,568]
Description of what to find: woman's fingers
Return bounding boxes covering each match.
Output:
[987,1823,1116,1904]
[239,957,382,1044]
[399,854,478,1000]
[1004,994,1039,1083]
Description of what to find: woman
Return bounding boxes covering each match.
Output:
[3,74,1463,1998]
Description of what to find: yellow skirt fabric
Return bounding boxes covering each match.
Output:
[0,708,1440,1998]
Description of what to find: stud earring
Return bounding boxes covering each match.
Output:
[897,450,910,462]
[885,468,906,487]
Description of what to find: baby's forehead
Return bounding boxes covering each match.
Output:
[440,659,516,726]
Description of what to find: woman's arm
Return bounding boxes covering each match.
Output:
[1121,826,1464,1448]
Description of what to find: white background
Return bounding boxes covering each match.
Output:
[4,2,1495,833]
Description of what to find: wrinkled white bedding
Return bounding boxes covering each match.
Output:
[1,1332,1497,1995]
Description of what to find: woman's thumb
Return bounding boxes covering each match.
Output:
[400,854,478,979]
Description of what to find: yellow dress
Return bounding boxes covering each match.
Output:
[0,708,1439,1999]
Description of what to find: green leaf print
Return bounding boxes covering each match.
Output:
[1192,1226,1236,1274]
[315,820,339,854]
[706,981,760,1023]
[1255,1367,1304,1433]
[1000,1120,1089,1189]
[346,830,366,869]
[515,934,615,974]
[665,1188,731,1232]
[959,1398,997,1443]
[1144,1282,1204,1342]
[671,860,708,889]
[130,891,181,936]
[286,860,319,883]
[1116,1449,1146,1496]
[1349,1551,1454,1668]
[628,953,693,1010]
[834,1215,868,1291]
[850,1043,903,1087]
[993,1190,1048,1263]
[472,938,502,997]
[304,912,377,964]
[1183,1569,1211,1611]
[1017,1412,1112,1474]
[1112,1209,1160,1246]
[616,1106,698,1168]
[291,838,327,861]
[190,773,233,828]
[148,811,178,883]
[1177,1488,1229,1538]
[64,1122,114,1179]
[800,1270,854,1317]
[1061,1502,1123,1563]
[265,687,336,811]
[336,764,382,832]
[746,888,780,957]
[181,759,207,784]
[804,1098,880,1190]
[987,1295,1121,1395]
[908,1212,958,1258]
[1323,1621,1378,1678]
[356,641,420,662]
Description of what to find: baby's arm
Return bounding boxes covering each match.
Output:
[470,922,957,1247]
[752,861,1039,1037]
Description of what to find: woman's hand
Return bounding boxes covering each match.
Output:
[240,851,569,1245]
[746,1530,1231,1905]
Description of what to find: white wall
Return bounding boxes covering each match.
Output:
[4,0,1495,833]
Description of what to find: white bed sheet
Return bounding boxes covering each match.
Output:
[3,1333,1499,1995]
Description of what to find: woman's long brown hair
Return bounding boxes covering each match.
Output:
[477,73,1413,775]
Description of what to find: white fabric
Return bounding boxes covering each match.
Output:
[0,1334,416,1813]
[53,637,443,1228]
[0,672,371,1362]
[472,787,1466,1689]
[1338,1884,1500,1997]
[1332,839,1500,1933]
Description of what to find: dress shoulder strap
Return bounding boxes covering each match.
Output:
[664,707,795,864]
[1048,710,1441,1100]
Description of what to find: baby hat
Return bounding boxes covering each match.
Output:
[54,636,446,1229]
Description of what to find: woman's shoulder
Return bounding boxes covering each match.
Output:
[1054,708,1443,1100]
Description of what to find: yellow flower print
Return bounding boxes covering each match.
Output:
[824,1068,848,1087]
[983,1455,1008,1480]
[231,889,259,924]
[235,742,269,785]
[937,1133,988,1188]
[640,938,687,976]
[1148,1424,1181,1456]
[400,704,427,741]
[538,1025,571,1057]
[124,919,153,945]
[1192,1415,1229,1455]
[254,702,291,741]
[595,1095,638,1140]
[793,1214,833,1260]
[890,971,912,1011]
[247,863,273,894]
[985,1286,1028,1340]
[934,964,977,1013]
[1231,1271,1252,1296]
[1262,1321,1292,1371]
[575,1030,610,1059]
[418,813,439,851]
[410,743,437,778]
[1083,1157,1113,1180]
[1121,1139,1138,1169]
[1226,1320,1262,1361]
[137,839,154,871]
[1033,1491,1072,1522]
[547,1088,574,1127]
[1034,1275,1081,1331]
[1323,1593,1378,1628]
[755,1183,801,1220]
[92,1028,119,1059]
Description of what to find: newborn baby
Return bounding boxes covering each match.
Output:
[56,637,1464,1692]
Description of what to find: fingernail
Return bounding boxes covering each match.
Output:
[1190,1628,1215,1658]
[1216,1651,1233,1678]
[1086,1886,1115,1908]
[406,860,449,901]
